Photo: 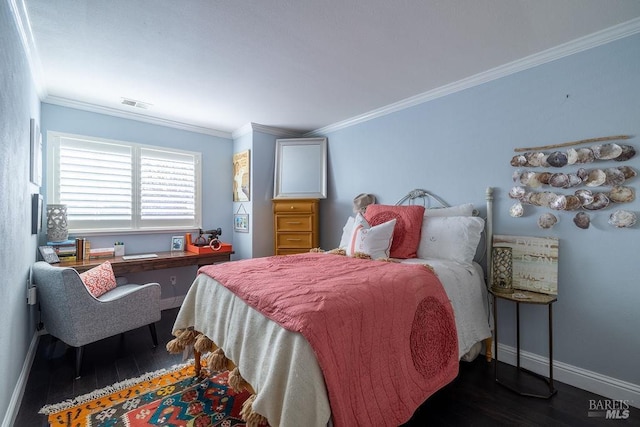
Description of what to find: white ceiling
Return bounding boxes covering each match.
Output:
[19,1,640,136]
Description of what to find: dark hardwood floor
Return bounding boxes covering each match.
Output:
[16,308,639,426]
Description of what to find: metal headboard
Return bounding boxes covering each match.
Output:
[395,189,450,209]
[395,187,494,283]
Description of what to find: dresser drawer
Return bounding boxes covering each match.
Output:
[273,200,316,214]
[275,215,313,232]
[276,232,314,249]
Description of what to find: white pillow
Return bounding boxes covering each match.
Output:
[424,203,474,217]
[417,216,484,264]
[346,214,396,259]
[338,216,355,249]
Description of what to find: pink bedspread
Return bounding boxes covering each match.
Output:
[199,253,458,426]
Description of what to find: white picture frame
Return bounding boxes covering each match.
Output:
[234,213,249,233]
[274,137,327,199]
[171,235,185,251]
[30,118,42,186]
[38,246,60,264]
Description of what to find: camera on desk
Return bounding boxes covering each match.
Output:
[193,228,222,250]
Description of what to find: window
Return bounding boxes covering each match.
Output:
[47,132,201,233]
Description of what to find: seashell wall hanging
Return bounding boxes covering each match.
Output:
[509,135,636,230]
[510,142,636,168]
[573,212,590,229]
[538,213,558,229]
[608,210,637,228]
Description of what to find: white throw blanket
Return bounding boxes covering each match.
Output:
[173,273,331,427]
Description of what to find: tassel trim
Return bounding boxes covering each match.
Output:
[39,360,195,415]
[240,394,268,427]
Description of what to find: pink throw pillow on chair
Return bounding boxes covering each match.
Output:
[79,261,117,297]
[364,204,425,259]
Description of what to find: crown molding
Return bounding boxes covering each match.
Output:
[307,17,640,137]
[9,0,47,99]
[43,96,233,139]
[232,122,302,140]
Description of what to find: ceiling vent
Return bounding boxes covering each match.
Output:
[121,98,152,109]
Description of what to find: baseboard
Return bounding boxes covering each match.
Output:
[160,295,185,311]
[2,331,41,427]
[497,343,640,409]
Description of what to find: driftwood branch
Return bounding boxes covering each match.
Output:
[514,135,632,153]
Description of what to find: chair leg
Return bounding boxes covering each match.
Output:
[46,336,60,359]
[149,323,158,347]
[75,346,83,380]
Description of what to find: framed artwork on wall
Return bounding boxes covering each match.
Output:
[234,213,249,233]
[233,150,250,202]
[31,193,43,235]
[30,118,42,186]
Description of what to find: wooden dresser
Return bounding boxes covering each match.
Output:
[273,199,319,255]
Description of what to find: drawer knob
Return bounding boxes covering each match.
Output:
[290,206,294,209]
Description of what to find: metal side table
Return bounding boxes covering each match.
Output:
[491,289,558,399]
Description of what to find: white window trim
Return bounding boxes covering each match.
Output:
[47,131,202,235]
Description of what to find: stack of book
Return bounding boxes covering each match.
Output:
[47,240,76,261]
[89,247,115,259]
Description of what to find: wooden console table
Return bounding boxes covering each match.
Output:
[58,250,233,275]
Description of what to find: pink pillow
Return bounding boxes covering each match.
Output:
[364,204,425,258]
[79,261,117,297]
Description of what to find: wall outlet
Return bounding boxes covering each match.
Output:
[27,286,37,305]
[169,276,177,285]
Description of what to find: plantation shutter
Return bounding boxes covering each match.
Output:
[139,147,198,228]
[57,137,133,230]
[49,133,201,233]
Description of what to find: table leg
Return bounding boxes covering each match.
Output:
[194,349,201,376]
[549,303,554,391]
[485,337,493,362]
[516,301,521,369]
[493,294,499,379]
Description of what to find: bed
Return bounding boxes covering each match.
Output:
[169,188,494,426]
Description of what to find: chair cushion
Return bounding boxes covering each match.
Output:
[79,261,117,297]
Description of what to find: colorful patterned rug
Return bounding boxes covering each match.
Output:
[39,361,265,426]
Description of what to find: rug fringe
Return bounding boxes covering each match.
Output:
[38,360,195,415]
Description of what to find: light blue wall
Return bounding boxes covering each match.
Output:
[40,103,234,301]
[251,130,278,257]
[0,1,42,422]
[320,34,640,385]
[231,127,279,259]
[232,132,253,259]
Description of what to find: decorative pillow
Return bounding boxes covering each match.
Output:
[79,261,117,297]
[364,204,425,259]
[338,216,355,249]
[417,216,485,264]
[346,214,396,259]
[424,203,474,217]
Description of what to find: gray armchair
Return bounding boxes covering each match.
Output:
[31,261,161,378]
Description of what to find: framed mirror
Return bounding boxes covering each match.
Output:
[274,137,327,199]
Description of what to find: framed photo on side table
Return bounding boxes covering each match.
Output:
[171,235,185,251]
[39,246,60,264]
